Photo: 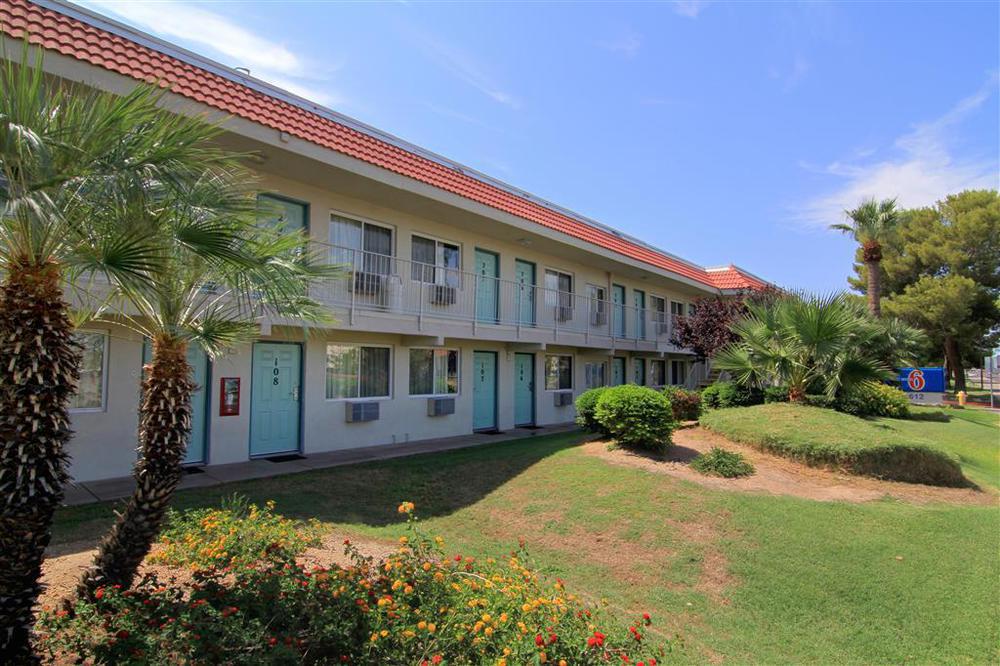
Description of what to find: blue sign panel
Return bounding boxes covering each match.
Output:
[897,367,945,393]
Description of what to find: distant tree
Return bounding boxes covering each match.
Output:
[848,190,1000,389]
[831,197,900,317]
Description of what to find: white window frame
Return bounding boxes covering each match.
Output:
[69,330,109,413]
[544,268,574,308]
[649,359,667,388]
[325,343,393,402]
[584,361,607,389]
[328,210,395,251]
[544,353,574,392]
[411,233,462,286]
[650,294,668,327]
[408,347,461,398]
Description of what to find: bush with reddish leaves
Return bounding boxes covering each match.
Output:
[38,502,667,665]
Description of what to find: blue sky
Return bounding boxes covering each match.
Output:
[77,0,999,292]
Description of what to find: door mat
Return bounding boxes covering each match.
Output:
[266,454,306,463]
[182,466,206,474]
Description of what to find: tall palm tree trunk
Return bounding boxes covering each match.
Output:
[76,336,194,599]
[865,259,882,318]
[944,335,966,392]
[0,260,79,663]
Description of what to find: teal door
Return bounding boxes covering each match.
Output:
[250,343,302,457]
[473,351,498,431]
[143,342,209,465]
[514,259,536,326]
[612,285,626,337]
[611,357,626,386]
[633,358,646,386]
[634,290,646,340]
[475,249,499,323]
[513,353,535,426]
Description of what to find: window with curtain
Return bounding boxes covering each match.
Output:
[326,344,391,399]
[671,360,687,386]
[329,214,393,274]
[411,235,460,287]
[650,359,666,386]
[409,349,459,395]
[545,355,573,390]
[584,362,606,389]
[70,331,107,410]
[544,270,573,307]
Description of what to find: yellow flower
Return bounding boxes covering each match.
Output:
[521,603,532,613]
[499,613,508,623]
[485,626,494,637]
[403,630,415,638]
[482,613,492,622]
[399,536,409,545]
[397,501,415,514]
[539,652,547,663]
[427,623,437,633]
[422,562,432,572]
[559,661,568,666]
[417,621,427,630]
[497,660,507,666]
[380,630,389,638]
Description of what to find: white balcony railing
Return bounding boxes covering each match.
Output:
[312,244,683,346]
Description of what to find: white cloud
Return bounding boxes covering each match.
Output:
[395,21,520,109]
[78,1,343,106]
[598,29,642,58]
[794,77,999,228]
[671,1,710,19]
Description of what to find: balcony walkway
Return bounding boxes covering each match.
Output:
[62,423,581,506]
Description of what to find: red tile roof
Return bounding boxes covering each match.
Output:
[2,0,767,291]
[705,266,768,291]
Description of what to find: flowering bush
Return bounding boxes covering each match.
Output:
[660,386,702,421]
[595,385,676,454]
[150,495,322,569]
[39,502,667,665]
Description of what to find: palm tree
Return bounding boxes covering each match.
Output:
[830,197,899,317]
[0,45,231,661]
[714,293,895,402]
[74,171,334,600]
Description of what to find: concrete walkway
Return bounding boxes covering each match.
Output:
[61,424,580,506]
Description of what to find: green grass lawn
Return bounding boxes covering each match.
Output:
[52,411,1000,664]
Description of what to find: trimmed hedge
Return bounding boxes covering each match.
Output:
[701,382,762,409]
[837,381,911,418]
[661,386,702,421]
[700,403,965,487]
[595,385,676,454]
[575,387,610,434]
[763,386,789,404]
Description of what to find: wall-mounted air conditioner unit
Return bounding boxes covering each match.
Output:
[351,271,383,295]
[345,401,380,422]
[553,391,574,407]
[429,285,457,305]
[427,397,456,417]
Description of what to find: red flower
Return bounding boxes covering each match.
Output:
[548,633,558,644]
[94,588,105,600]
[587,631,606,648]
[432,656,443,664]
[535,634,546,647]
[115,630,129,640]
[643,612,651,624]
[268,637,278,647]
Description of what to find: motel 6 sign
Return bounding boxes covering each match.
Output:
[897,367,945,405]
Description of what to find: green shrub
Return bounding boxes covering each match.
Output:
[151,495,322,570]
[661,386,702,421]
[700,403,966,487]
[595,385,676,453]
[763,386,789,404]
[39,502,666,665]
[701,381,762,409]
[837,381,911,418]
[575,387,610,433]
[803,394,836,409]
[691,447,756,478]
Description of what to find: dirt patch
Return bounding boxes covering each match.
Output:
[585,426,998,506]
[38,532,397,612]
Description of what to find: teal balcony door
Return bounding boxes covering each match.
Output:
[634,289,646,340]
[611,357,626,386]
[142,341,209,465]
[513,353,535,426]
[475,249,500,323]
[250,343,302,457]
[633,358,646,386]
[612,284,626,337]
[473,351,498,431]
[515,259,536,326]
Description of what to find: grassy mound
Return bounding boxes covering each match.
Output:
[700,403,966,487]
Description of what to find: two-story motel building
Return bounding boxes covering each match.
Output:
[1,0,769,483]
